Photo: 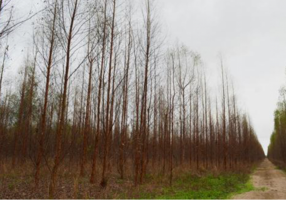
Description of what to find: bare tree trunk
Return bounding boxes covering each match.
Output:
[0,45,8,101]
[221,58,227,170]
[35,2,57,185]
[80,17,95,176]
[49,0,78,197]
[139,0,151,184]
[22,53,37,163]
[101,0,116,188]
[12,65,28,167]
[119,20,132,179]
[90,0,108,184]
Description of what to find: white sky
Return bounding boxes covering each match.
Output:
[7,0,286,154]
[156,0,286,154]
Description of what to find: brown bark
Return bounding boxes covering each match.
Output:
[80,18,95,176]
[12,65,28,167]
[221,59,227,170]
[0,45,8,101]
[90,0,108,184]
[35,1,57,186]
[101,0,116,188]
[49,0,78,197]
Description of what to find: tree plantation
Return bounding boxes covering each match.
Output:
[0,0,270,199]
[268,88,286,168]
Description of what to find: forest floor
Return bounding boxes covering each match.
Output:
[0,160,254,199]
[233,159,286,199]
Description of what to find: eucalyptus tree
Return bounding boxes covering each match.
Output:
[48,0,89,197]
[34,0,58,185]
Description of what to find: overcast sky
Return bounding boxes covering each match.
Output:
[157,0,286,154]
[8,0,286,154]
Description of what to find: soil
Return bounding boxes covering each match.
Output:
[233,159,286,199]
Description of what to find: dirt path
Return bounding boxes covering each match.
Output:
[233,159,286,199]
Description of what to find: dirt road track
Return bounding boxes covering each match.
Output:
[233,159,286,199]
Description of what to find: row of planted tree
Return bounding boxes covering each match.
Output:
[268,88,286,166]
[0,0,265,198]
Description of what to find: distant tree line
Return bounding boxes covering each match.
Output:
[268,87,286,166]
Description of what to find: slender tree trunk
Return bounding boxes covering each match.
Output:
[80,23,94,176]
[139,0,151,184]
[0,45,8,101]
[221,59,227,170]
[12,65,28,167]
[49,0,78,197]
[35,3,57,184]
[90,0,108,184]
[101,0,116,187]
[22,54,37,163]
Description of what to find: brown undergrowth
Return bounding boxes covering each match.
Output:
[0,159,256,199]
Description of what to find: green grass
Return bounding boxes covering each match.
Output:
[272,163,286,173]
[132,173,254,199]
[279,166,286,173]
[158,173,253,199]
[256,186,268,192]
